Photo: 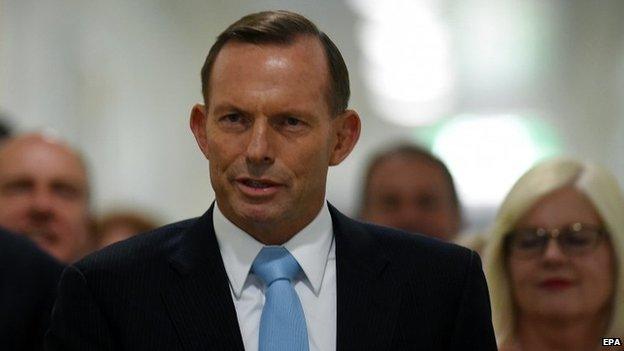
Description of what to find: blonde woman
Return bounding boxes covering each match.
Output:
[485,158,624,351]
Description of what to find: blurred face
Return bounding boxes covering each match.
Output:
[508,187,614,321]
[362,155,459,240]
[0,135,91,262]
[191,36,360,243]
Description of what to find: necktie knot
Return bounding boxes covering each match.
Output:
[251,246,301,286]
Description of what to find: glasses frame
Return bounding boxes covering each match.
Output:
[505,222,608,259]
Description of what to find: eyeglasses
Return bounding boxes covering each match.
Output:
[505,222,607,259]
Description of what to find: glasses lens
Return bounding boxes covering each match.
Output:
[510,229,545,257]
[560,224,600,254]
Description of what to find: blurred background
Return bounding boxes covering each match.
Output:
[1,0,623,234]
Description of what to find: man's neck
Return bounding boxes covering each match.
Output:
[244,221,304,245]
[216,200,326,245]
[514,311,610,351]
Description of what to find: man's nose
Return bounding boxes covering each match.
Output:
[28,189,55,221]
[395,204,425,233]
[245,120,274,166]
[397,204,418,224]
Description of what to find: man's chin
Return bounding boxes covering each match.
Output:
[224,200,285,226]
[23,228,56,240]
[237,205,281,224]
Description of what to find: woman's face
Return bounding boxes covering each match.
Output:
[507,187,614,320]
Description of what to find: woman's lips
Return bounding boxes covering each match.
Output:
[539,278,573,290]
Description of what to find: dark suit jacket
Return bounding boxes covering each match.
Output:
[46,204,497,350]
[0,228,64,351]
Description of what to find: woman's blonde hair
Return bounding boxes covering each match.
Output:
[484,157,624,344]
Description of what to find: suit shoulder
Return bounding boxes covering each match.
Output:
[355,220,482,302]
[361,220,474,264]
[346,220,480,288]
[328,204,474,267]
[74,217,198,274]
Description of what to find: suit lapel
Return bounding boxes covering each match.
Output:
[330,204,402,350]
[162,205,245,351]
[160,202,401,350]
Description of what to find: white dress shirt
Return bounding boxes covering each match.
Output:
[213,201,336,351]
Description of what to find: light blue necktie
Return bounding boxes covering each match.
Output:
[251,246,310,351]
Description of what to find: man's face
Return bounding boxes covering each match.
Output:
[191,36,359,243]
[362,155,460,240]
[0,136,90,262]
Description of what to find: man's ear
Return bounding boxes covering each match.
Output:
[329,109,361,166]
[190,104,210,159]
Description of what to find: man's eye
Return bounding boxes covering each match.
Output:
[279,116,307,132]
[219,113,248,130]
[380,195,399,211]
[285,117,300,126]
[416,194,438,211]
[53,183,82,200]
[1,180,32,195]
[224,114,242,123]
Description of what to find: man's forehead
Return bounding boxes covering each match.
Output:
[375,155,442,173]
[2,134,64,151]
[206,36,332,116]
[211,36,328,82]
[0,135,87,176]
[372,157,450,189]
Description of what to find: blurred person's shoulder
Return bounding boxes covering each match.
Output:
[72,216,199,278]
[0,227,63,350]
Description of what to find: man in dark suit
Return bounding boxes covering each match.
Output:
[46,10,497,350]
[0,227,64,350]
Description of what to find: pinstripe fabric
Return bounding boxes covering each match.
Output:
[46,203,496,350]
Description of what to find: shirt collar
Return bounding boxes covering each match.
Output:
[213,201,333,298]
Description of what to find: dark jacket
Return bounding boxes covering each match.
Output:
[0,228,63,351]
[46,203,497,350]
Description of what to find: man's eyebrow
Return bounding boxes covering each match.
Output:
[1,177,33,186]
[50,179,87,196]
[273,109,317,120]
[211,104,317,120]
[212,103,244,116]
[51,178,82,188]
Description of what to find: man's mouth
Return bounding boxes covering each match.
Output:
[235,178,282,196]
[242,179,274,189]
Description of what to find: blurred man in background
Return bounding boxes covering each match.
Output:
[0,133,92,263]
[360,143,461,241]
[0,119,63,351]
